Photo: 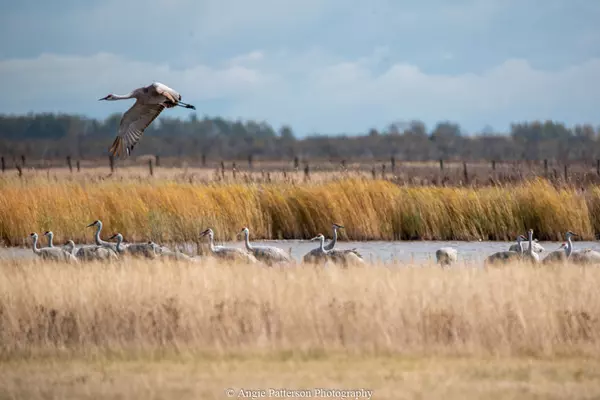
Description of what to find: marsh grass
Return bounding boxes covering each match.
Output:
[0,176,597,245]
[1,258,599,360]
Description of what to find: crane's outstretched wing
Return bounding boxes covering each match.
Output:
[109,101,165,158]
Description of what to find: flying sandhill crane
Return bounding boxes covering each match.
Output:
[238,227,293,266]
[484,235,527,266]
[435,247,458,267]
[200,228,258,264]
[99,82,196,158]
[29,233,78,263]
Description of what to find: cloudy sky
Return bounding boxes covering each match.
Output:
[1,0,599,136]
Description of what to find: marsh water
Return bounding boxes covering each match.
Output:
[2,239,599,264]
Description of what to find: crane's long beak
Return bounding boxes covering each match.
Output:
[176,102,196,110]
[98,95,110,101]
[86,222,96,227]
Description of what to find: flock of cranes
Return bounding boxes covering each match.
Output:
[28,220,366,267]
[436,229,600,266]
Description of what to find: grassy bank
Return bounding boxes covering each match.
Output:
[1,259,599,359]
[0,176,598,246]
[2,356,599,399]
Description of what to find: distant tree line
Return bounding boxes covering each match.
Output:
[0,112,599,163]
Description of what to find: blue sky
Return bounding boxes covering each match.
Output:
[1,0,599,136]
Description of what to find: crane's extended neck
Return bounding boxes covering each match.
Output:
[93,222,110,247]
[31,234,41,254]
[103,92,135,101]
[324,225,338,251]
[46,232,54,248]
[566,235,573,257]
[243,229,253,251]
[527,231,534,255]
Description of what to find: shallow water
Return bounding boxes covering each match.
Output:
[3,239,599,264]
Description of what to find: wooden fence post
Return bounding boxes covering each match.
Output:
[67,156,73,173]
[439,159,444,171]
[76,160,81,172]
[148,159,154,176]
[391,156,396,173]
[463,162,469,183]
[1,156,5,173]
[109,155,114,173]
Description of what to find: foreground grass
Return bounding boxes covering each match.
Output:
[2,355,600,400]
[1,176,599,245]
[2,259,600,398]
[1,258,599,359]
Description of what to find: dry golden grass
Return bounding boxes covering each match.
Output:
[0,175,597,245]
[1,258,600,359]
[2,258,600,399]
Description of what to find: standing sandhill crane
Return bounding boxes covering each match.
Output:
[522,229,541,264]
[64,240,118,262]
[303,228,364,266]
[238,227,293,266]
[542,242,569,265]
[108,233,158,259]
[303,233,363,267]
[200,228,258,264]
[484,235,527,266]
[562,231,600,265]
[44,231,55,247]
[86,220,118,252]
[509,238,544,253]
[99,82,196,158]
[435,247,458,267]
[29,233,78,263]
[323,223,345,251]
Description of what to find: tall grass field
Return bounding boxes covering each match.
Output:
[0,175,599,246]
[1,258,600,399]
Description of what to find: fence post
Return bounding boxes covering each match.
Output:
[148,159,154,176]
[597,159,599,176]
[463,161,469,183]
[232,162,237,180]
[76,160,81,172]
[439,159,444,171]
[294,156,299,170]
[304,163,310,181]
[1,156,4,173]
[220,161,225,179]
[391,156,396,173]
[67,156,73,173]
[381,164,386,179]
[108,155,114,173]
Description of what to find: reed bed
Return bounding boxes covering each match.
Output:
[0,176,598,246]
[0,258,599,360]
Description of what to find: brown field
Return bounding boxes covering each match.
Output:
[0,258,600,398]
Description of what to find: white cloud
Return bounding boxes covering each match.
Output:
[1,49,599,134]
